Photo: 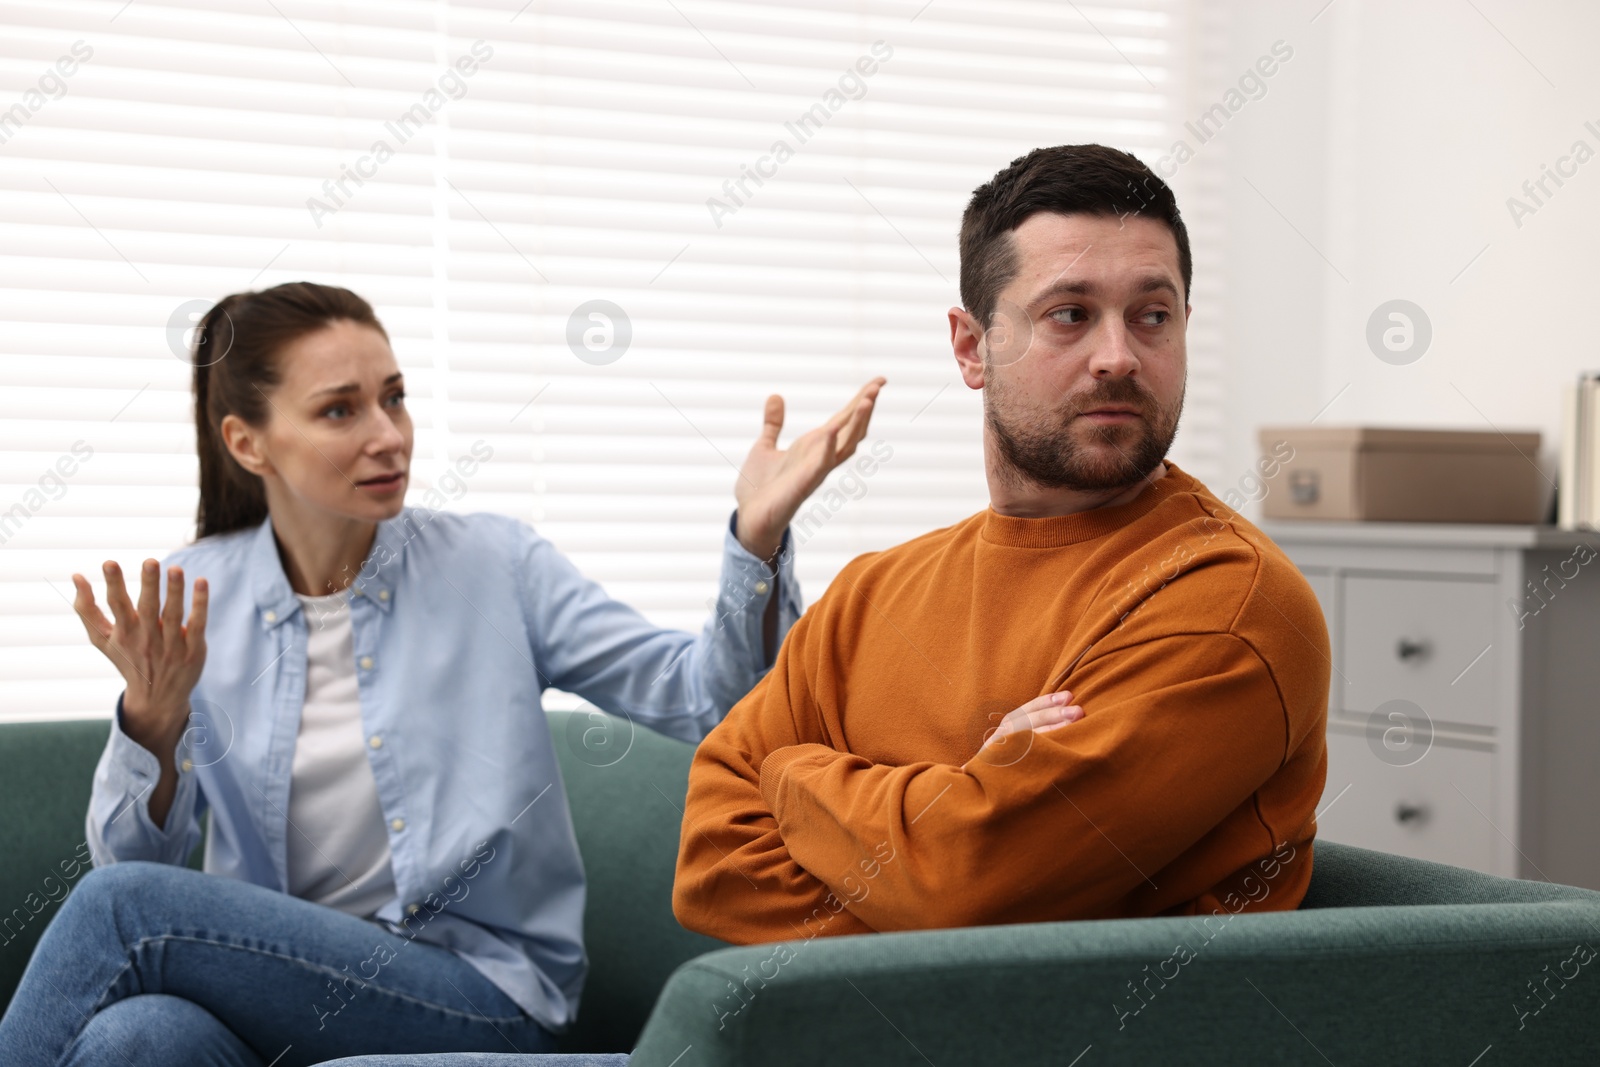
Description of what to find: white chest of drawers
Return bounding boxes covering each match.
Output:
[1260,521,1600,890]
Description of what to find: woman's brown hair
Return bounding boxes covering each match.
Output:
[190,282,389,540]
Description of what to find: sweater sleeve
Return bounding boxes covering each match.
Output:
[755,630,1297,932]
[672,601,876,944]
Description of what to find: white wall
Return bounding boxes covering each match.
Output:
[1213,0,1597,521]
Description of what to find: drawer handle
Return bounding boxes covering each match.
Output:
[1395,638,1430,662]
[1395,802,1428,824]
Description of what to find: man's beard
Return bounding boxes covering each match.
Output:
[984,372,1183,493]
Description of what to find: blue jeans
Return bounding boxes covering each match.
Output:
[0,861,562,1066]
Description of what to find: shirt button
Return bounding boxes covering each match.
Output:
[264,610,277,623]
[378,589,389,601]
[180,758,193,773]
[360,656,374,670]
[407,903,420,915]
[368,735,383,749]
[353,584,363,595]
[754,581,770,595]
[390,818,406,832]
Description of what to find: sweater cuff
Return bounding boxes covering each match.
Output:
[758,743,838,817]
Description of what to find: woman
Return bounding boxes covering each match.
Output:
[0,282,885,1066]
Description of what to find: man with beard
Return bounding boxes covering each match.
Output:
[673,144,1330,944]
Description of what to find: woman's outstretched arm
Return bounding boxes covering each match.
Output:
[522,378,886,743]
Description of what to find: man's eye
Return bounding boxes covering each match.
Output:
[387,390,406,407]
[1049,307,1085,324]
[1139,310,1169,326]
[324,404,349,419]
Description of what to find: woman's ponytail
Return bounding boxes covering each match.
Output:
[187,283,388,541]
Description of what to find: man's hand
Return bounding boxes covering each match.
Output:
[734,378,887,562]
[963,691,1083,770]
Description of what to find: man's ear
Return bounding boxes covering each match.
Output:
[220,413,273,478]
[949,306,986,390]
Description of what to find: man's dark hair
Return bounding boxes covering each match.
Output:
[958,144,1191,329]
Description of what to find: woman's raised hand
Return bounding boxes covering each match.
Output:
[733,377,888,562]
[71,559,208,757]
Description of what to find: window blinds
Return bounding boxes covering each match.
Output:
[0,0,1216,722]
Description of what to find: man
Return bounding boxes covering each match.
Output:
[672,143,1330,945]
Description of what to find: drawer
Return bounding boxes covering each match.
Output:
[1317,726,1496,874]
[1339,574,1500,729]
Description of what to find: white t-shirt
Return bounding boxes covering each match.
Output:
[285,588,397,918]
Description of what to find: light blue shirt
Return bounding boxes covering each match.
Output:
[86,505,799,1030]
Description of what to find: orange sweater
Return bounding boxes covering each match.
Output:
[673,462,1330,945]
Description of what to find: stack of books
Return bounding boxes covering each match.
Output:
[1558,372,1600,529]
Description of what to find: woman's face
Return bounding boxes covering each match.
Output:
[222,319,413,523]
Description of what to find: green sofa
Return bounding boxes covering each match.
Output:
[4,714,1598,1066]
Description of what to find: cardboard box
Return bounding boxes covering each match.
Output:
[1257,426,1544,523]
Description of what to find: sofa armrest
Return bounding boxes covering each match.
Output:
[630,901,1600,1066]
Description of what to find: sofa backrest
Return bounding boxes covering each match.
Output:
[0,718,112,1007]
[546,709,725,1052]
[1301,837,1600,909]
[0,712,722,1050]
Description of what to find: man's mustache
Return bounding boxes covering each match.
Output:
[1060,381,1154,418]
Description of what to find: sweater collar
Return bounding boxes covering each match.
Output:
[249,508,405,631]
[980,461,1190,549]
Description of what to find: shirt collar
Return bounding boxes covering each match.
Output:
[250,509,405,630]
